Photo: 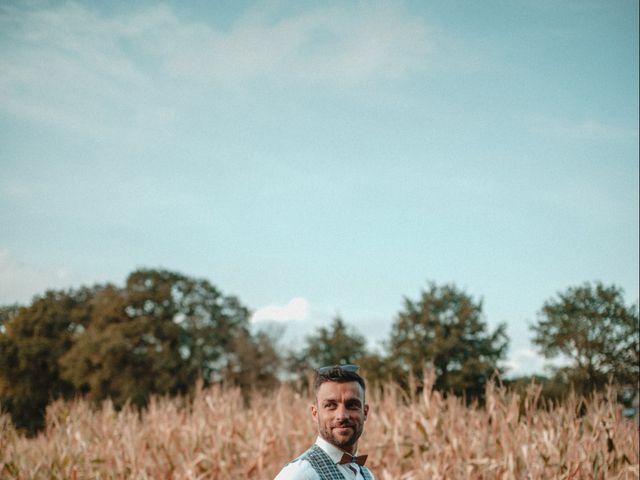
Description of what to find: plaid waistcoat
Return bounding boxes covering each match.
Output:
[298,444,374,480]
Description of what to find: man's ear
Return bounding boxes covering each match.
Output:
[310,403,318,420]
[363,403,369,421]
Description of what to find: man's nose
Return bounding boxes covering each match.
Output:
[335,405,348,419]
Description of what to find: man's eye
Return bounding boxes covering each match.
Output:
[324,404,336,409]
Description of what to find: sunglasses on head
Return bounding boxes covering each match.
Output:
[317,364,359,374]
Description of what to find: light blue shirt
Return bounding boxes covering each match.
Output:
[274,436,375,480]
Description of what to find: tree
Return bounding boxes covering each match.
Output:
[388,283,508,399]
[60,269,252,408]
[531,282,639,394]
[286,316,369,384]
[0,287,97,433]
[222,329,281,394]
[0,268,257,432]
[0,304,20,333]
[504,374,571,404]
[301,316,368,368]
[357,350,394,388]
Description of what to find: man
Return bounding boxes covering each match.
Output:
[274,364,375,480]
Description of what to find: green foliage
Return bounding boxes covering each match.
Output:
[222,330,281,394]
[300,316,368,368]
[285,316,369,385]
[387,282,509,399]
[531,282,639,394]
[3,270,634,435]
[59,269,251,408]
[504,374,572,405]
[0,269,253,432]
[0,304,20,331]
[357,350,394,387]
[0,288,96,433]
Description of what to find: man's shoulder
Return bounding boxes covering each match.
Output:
[273,457,318,480]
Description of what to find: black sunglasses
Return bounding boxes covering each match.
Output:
[317,364,359,374]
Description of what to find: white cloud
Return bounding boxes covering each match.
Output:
[0,2,431,135]
[504,348,547,377]
[149,3,431,83]
[251,297,309,322]
[504,347,573,378]
[565,120,639,141]
[527,115,639,142]
[0,3,165,138]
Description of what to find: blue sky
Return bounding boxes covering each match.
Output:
[1,0,638,376]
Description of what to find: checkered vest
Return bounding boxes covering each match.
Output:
[296,444,374,480]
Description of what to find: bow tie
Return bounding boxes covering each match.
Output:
[339,452,368,466]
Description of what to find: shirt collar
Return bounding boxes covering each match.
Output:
[315,436,358,464]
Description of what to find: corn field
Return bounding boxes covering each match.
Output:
[1,374,638,479]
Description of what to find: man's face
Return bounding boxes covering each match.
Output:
[311,380,369,453]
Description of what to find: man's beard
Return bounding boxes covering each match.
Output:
[319,421,363,449]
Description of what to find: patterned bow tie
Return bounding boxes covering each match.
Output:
[339,452,368,466]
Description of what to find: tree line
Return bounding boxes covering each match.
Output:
[0,268,637,434]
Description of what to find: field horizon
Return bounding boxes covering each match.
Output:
[1,374,638,479]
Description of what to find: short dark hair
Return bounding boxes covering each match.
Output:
[314,365,366,396]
